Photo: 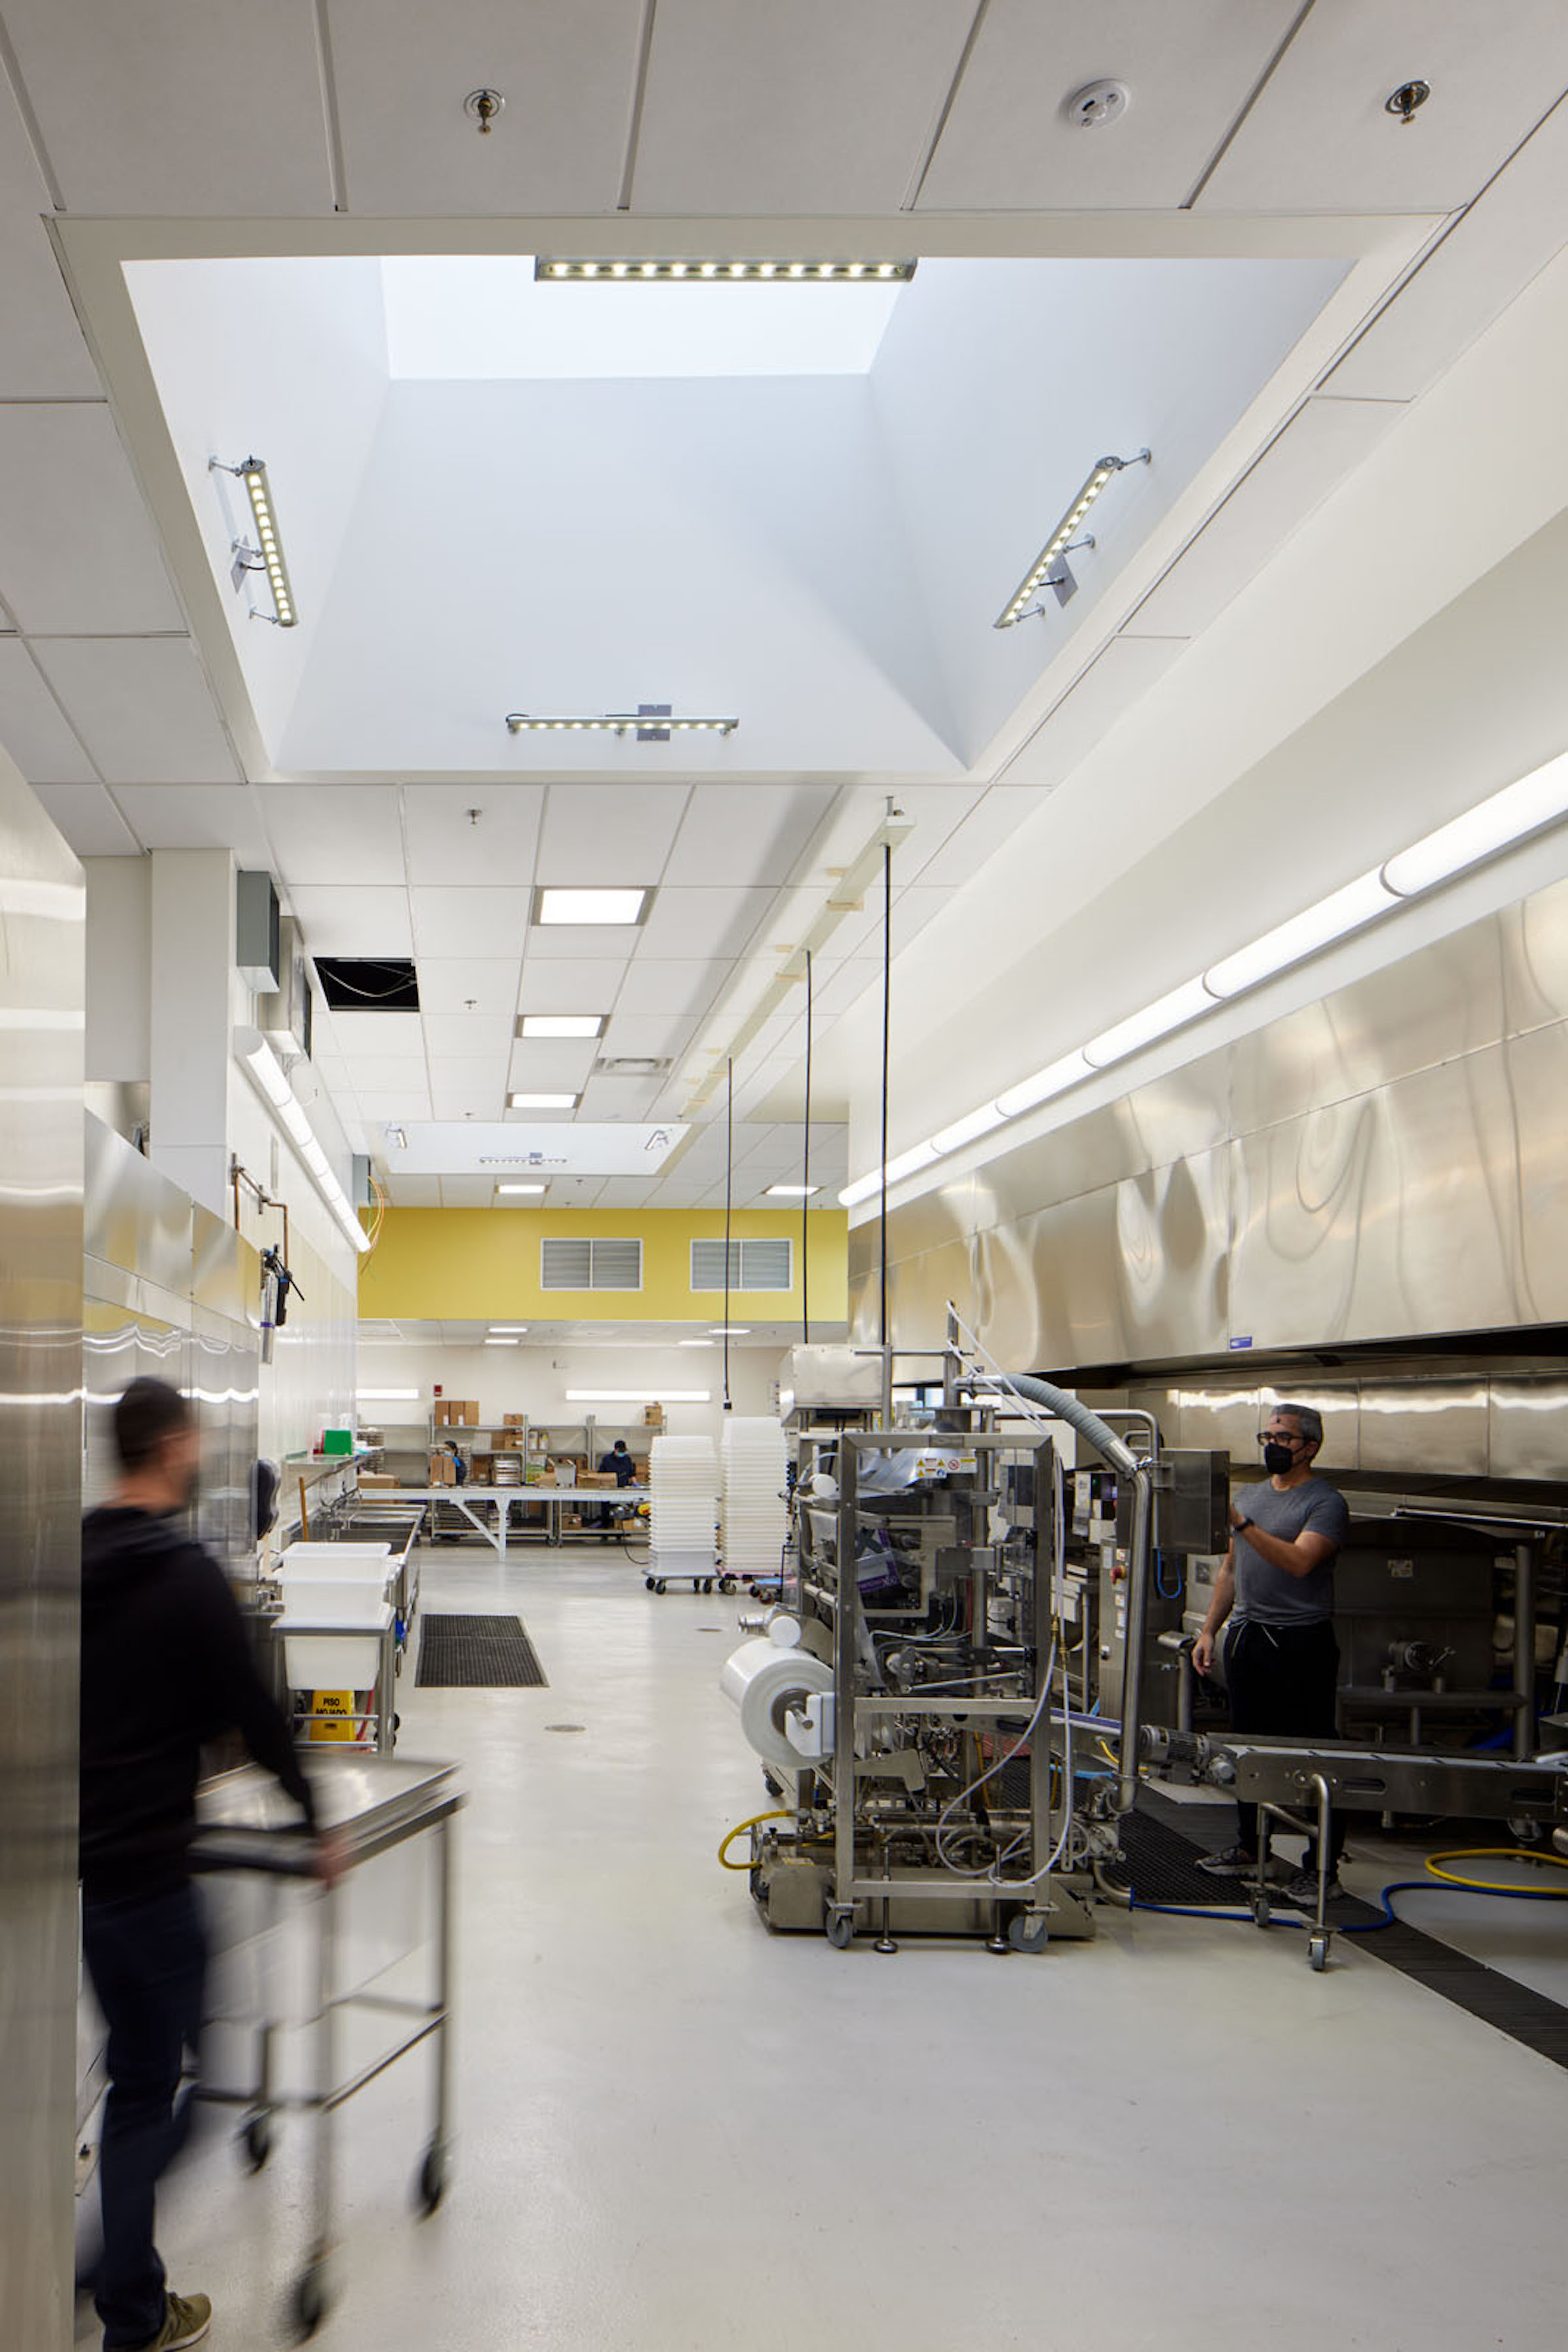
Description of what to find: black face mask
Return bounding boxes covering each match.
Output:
[1261,1440,1297,1476]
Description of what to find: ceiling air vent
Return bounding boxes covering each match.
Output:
[314,957,421,1012]
[594,1055,670,1078]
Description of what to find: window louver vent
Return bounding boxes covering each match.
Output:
[542,1236,643,1291]
[689,1237,793,1293]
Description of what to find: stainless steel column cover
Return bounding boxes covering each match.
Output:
[0,765,84,2349]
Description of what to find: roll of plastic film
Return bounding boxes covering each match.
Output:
[720,1638,834,1769]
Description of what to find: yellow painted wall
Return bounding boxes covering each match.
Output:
[359,1206,849,1323]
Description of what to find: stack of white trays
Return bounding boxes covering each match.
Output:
[721,1417,787,1585]
[648,1435,719,1584]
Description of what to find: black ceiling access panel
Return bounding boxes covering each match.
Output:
[314,957,421,1011]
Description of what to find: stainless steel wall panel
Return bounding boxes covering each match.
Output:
[1488,1378,1568,1483]
[972,1052,1231,1231]
[1506,1023,1568,1323]
[191,1201,256,1328]
[1348,1380,1486,1479]
[0,772,84,2346]
[1501,870,1568,1038]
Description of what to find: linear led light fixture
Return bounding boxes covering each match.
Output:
[210,456,296,627]
[566,1388,711,1402]
[535,887,647,927]
[994,450,1151,629]
[484,1337,521,1347]
[234,1025,369,1253]
[506,712,738,737]
[357,1387,420,1402]
[495,1182,546,1197]
[536,257,915,284]
[509,1091,579,1109]
[519,1014,604,1038]
[765,1182,820,1197]
[840,741,1568,1210]
[489,1325,529,1334]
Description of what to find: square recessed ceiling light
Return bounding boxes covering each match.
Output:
[495,1182,546,1196]
[764,1183,820,1197]
[519,1014,605,1038]
[508,1091,579,1110]
[536,888,647,926]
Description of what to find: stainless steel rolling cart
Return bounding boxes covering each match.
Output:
[191,1756,462,2340]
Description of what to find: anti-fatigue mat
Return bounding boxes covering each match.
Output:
[416,1613,547,1688]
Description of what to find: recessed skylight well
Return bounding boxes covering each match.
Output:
[535,888,647,927]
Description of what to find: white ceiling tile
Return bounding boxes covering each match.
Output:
[438,1176,499,1208]
[662,782,836,886]
[506,1039,598,1091]
[382,1174,442,1206]
[416,957,523,1016]
[290,886,414,958]
[312,1052,351,1087]
[522,921,649,961]
[1,0,333,214]
[0,74,99,396]
[535,784,690,886]
[593,1178,664,1207]
[402,784,544,886]
[255,785,407,885]
[999,638,1190,791]
[636,886,773,961]
[915,786,1053,889]
[31,782,139,855]
[1132,398,1405,640]
[830,884,952,961]
[0,406,184,633]
[411,886,533,958]
[578,1073,661,1118]
[601,1012,698,1059]
[429,1068,507,1121]
[919,1,1301,211]
[111,785,271,861]
[327,1010,426,1056]
[632,0,977,212]
[617,958,735,1017]
[329,0,644,214]
[336,1053,430,1092]
[645,1180,708,1208]
[1199,1,1568,214]
[0,637,97,782]
[517,957,630,1016]
[422,1011,515,1059]
[29,639,240,784]
[355,1084,433,1119]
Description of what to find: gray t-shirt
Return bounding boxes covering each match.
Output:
[1232,1476,1348,1626]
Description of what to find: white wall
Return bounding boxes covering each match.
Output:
[354,1338,779,1453]
[83,855,149,1082]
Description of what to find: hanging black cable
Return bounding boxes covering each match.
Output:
[723,1055,734,1413]
[802,947,813,1347]
[879,842,891,1365]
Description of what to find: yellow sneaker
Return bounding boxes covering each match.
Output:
[134,2291,212,2351]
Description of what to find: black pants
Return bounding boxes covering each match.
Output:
[1226,1617,1346,1868]
[82,1881,208,2350]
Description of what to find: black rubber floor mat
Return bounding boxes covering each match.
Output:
[416,1613,547,1688]
[1117,1793,1568,2072]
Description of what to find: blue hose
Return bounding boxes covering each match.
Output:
[1339,1880,1568,1933]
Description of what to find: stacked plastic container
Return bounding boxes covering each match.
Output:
[647,1434,719,1587]
[721,1416,788,1585]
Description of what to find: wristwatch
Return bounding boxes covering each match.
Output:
[1234,1513,1253,1532]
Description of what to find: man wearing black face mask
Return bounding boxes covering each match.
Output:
[1192,1404,1349,1904]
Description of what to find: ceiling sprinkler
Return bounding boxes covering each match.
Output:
[1384,79,1431,125]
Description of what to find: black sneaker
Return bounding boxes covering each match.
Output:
[1282,1866,1343,1908]
[1195,1842,1260,1877]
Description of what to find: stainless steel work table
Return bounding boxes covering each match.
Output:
[367,1482,647,1556]
[191,1755,462,2340]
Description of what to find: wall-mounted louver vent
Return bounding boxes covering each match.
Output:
[541,1236,644,1291]
[690,1237,793,1293]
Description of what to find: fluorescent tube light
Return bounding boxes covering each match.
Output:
[679,1339,716,1348]
[994,450,1151,629]
[496,1182,546,1196]
[566,1389,711,1403]
[1382,750,1568,898]
[211,456,296,627]
[764,1182,821,1197]
[519,1014,604,1038]
[1083,978,1217,1070]
[489,1325,529,1334]
[536,888,647,926]
[709,1327,750,1336]
[535,257,915,284]
[506,714,738,737]
[928,1103,1008,1155]
[357,1388,419,1402]
[484,1337,521,1347]
[508,1092,579,1110]
[840,1170,883,1208]
[1204,870,1399,999]
[994,1052,1094,1120]
[233,1026,370,1254]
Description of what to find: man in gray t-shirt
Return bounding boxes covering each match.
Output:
[1192,1403,1350,1900]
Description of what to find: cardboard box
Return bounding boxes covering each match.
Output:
[429,1451,456,1486]
[580,1472,617,1489]
[644,1404,664,1426]
[504,1412,525,1427]
[358,1472,397,1491]
[457,1400,480,1426]
[433,1400,451,1427]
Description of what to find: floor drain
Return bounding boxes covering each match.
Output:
[545,1723,586,1734]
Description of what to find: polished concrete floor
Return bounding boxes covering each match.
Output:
[93,1546,1568,2349]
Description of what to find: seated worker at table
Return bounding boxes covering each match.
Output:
[80,1378,341,2352]
[1191,1403,1350,1907]
[596,1436,637,1535]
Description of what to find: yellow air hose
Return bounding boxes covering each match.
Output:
[1423,1847,1568,1894]
[719,1810,794,1871]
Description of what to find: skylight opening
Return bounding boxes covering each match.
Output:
[379,257,906,382]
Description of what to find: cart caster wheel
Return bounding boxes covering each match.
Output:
[1252,1895,1271,1927]
[240,2113,273,2172]
[719,1577,736,1595]
[1008,1913,1051,1955]
[289,2259,331,2341]
[417,2142,448,2215]
[655,1580,667,1595]
[825,1910,855,1951]
[644,1576,655,1591]
[1307,1933,1330,1973]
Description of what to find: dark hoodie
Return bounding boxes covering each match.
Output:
[80,1506,316,1902]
